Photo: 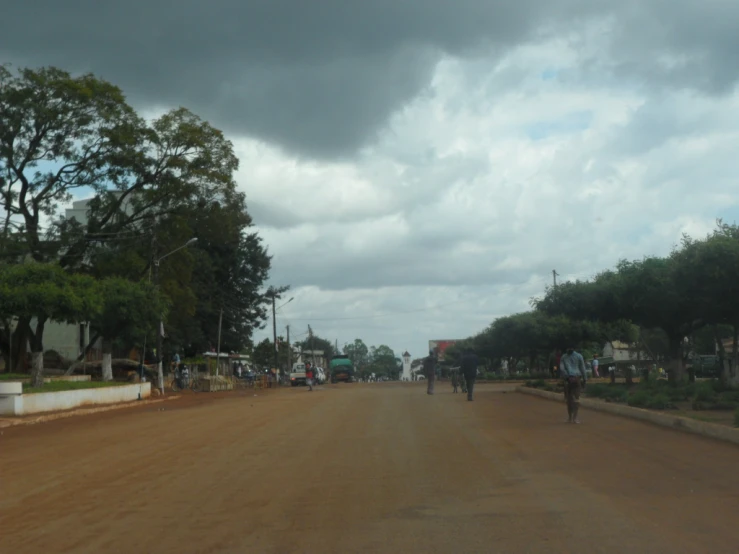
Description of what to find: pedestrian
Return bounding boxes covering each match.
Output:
[423,349,437,395]
[559,345,588,424]
[451,371,459,393]
[461,348,479,401]
[591,355,600,378]
[306,367,314,391]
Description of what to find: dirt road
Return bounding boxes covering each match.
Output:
[2,383,739,553]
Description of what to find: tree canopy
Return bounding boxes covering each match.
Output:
[0,65,275,381]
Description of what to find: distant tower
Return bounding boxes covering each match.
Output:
[401,351,412,381]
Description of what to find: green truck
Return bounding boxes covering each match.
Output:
[329,355,355,383]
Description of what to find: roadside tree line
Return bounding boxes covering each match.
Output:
[446,222,739,385]
[250,335,401,380]
[0,65,273,387]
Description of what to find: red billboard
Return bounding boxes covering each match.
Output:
[428,340,460,361]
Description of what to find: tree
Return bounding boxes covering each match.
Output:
[343,339,369,370]
[90,278,167,381]
[0,263,101,386]
[368,345,398,379]
[1,65,273,369]
[673,228,739,383]
[298,334,335,364]
[252,338,274,370]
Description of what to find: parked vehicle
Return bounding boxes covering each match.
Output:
[314,367,326,384]
[290,363,307,386]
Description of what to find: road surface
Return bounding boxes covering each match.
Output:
[2,383,739,553]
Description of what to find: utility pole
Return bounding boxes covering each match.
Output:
[286,325,291,372]
[215,308,223,377]
[309,325,317,368]
[552,269,559,288]
[271,293,278,374]
[153,223,164,396]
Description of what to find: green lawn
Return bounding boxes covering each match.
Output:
[21,380,129,394]
[0,373,31,381]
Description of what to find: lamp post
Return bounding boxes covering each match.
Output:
[154,237,197,395]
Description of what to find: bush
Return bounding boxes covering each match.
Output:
[627,390,651,408]
[584,384,610,398]
[645,393,674,410]
[694,382,718,404]
[584,383,629,403]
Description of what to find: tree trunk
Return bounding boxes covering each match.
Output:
[64,331,101,375]
[714,325,728,384]
[12,318,31,373]
[731,324,739,387]
[668,336,685,384]
[29,318,46,388]
[101,338,113,381]
[625,365,633,386]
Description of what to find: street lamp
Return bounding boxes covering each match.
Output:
[154,237,198,395]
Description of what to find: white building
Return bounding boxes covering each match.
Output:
[400,351,412,381]
[602,341,651,362]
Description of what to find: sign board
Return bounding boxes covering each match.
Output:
[428,340,461,361]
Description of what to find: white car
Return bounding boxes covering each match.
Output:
[314,367,326,384]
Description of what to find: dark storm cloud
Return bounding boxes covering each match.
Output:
[4,1,739,158]
[3,0,601,157]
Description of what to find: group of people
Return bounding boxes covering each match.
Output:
[423,347,479,401]
[420,344,591,423]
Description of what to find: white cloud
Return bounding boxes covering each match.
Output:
[242,29,739,357]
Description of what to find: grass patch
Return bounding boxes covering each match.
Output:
[22,381,128,394]
[0,373,30,381]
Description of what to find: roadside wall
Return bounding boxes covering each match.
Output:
[0,383,151,416]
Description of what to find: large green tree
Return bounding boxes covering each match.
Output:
[673,227,739,383]
[90,278,167,381]
[343,338,369,370]
[368,344,398,379]
[0,263,101,386]
[0,65,273,373]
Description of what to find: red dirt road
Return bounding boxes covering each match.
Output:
[2,383,739,553]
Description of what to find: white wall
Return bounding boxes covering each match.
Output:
[0,383,151,416]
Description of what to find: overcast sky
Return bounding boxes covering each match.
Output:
[5,1,739,359]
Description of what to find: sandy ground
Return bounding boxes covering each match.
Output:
[2,383,739,554]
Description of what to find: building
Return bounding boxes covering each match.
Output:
[295,350,328,369]
[37,195,143,365]
[400,351,412,381]
[428,340,461,361]
[601,341,651,363]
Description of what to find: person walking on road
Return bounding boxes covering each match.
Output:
[424,349,437,395]
[451,370,459,393]
[306,367,314,391]
[560,345,588,424]
[461,348,479,401]
[591,355,600,378]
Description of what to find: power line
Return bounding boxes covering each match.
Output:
[282,277,548,322]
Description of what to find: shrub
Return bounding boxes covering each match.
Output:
[584,384,610,398]
[585,383,629,403]
[694,382,718,404]
[645,393,674,410]
[627,390,651,408]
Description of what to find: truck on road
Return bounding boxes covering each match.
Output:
[329,355,354,383]
[290,363,307,386]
